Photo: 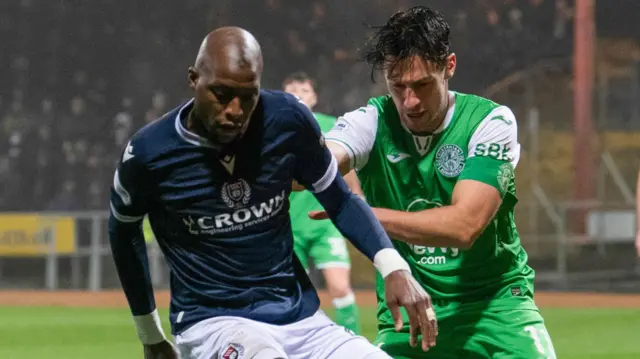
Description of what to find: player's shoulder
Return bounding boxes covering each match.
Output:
[454,91,516,121]
[336,99,381,127]
[458,93,518,141]
[260,89,315,129]
[124,101,186,163]
[260,89,306,114]
[366,94,393,110]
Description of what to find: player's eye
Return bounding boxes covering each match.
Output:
[211,89,233,104]
[412,83,427,91]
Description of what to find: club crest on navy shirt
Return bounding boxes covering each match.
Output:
[221,178,251,208]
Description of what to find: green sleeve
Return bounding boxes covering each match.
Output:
[458,156,516,198]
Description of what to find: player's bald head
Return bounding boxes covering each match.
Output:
[188,27,263,145]
[194,27,263,77]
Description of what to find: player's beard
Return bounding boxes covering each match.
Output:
[213,124,243,144]
[188,108,238,145]
[403,96,450,135]
[401,112,440,136]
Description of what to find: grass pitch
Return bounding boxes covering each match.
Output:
[0,306,638,359]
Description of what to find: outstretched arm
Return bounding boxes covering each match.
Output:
[369,106,521,249]
[372,180,502,249]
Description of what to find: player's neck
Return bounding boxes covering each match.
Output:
[186,108,222,150]
[431,95,451,132]
[408,95,451,136]
[185,108,248,159]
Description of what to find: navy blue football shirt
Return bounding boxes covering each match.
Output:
[109,90,394,335]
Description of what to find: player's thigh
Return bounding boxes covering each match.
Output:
[375,326,461,359]
[309,227,351,271]
[462,309,557,359]
[282,310,377,359]
[174,316,287,359]
[328,336,392,359]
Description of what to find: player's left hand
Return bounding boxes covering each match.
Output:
[143,340,179,359]
[385,269,438,351]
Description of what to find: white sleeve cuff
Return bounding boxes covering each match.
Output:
[133,309,166,345]
[373,248,411,278]
[311,155,338,193]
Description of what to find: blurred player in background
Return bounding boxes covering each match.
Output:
[109,26,437,359]
[316,6,557,358]
[143,216,155,243]
[636,168,640,257]
[283,71,361,335]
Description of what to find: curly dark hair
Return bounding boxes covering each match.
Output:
[361,6,451,81]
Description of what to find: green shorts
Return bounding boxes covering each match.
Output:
[293,222,350,271]
[375,308,556,359]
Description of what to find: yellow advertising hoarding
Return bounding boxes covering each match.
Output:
[0,214,76,256]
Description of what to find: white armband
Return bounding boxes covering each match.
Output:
[133,309,166,345]
[373,248,411,278]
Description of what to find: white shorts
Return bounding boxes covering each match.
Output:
[174,310,390,359]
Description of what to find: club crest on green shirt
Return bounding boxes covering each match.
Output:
[435,144,465,177]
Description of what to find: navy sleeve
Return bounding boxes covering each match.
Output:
[313,172,394,261]
[108,140,155,316]
[291,102,336,191]
[291,103,394,261]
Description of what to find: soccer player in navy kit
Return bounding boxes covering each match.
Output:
[109,27,437,359]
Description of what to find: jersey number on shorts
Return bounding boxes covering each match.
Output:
[524,325,556,359]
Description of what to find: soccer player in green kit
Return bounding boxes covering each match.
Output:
[283,71,362,335]
[319,6,557,358]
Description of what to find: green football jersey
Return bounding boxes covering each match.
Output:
[289,112,340,236]
[326,92,536,322]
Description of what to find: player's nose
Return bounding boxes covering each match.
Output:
[403,88,421,109]
[224,97,244,121]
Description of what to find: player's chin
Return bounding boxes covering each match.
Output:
[215,129,241,143]
[402,114,429,132]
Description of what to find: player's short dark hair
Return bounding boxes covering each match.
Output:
[361,5,451,81]
[282,71,316,90]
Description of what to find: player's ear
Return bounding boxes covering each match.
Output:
[308,92,317,110]
[444,53,456,80]
[188,66,199,90]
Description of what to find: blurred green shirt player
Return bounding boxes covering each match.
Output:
[283,72,361,335]
[324,6,557,358]
[143,216,155,244]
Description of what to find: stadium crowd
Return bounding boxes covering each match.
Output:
[0,0,608,211]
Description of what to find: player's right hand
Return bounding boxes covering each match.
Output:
[143,340,179,359]
[635,231,640,258]
[384,269,438,352]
